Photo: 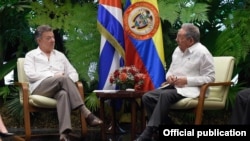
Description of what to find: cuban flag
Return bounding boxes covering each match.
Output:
[123,0,166,90]
[97,0,125,90]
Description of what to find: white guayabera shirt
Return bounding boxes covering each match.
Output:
[166,42,215,98]
[24,47,79,93]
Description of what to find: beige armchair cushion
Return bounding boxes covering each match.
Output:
[29,95,57,108]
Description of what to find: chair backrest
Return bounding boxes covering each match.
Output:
[17,58,28,83]
[16,58,29,103]
[205,56,235,109]
[214,56,234,84]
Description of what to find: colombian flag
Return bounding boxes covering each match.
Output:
[97,0,125,90]
[124,0,166,90]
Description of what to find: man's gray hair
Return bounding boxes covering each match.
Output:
[34,25,53,42]
[181,23,200,42]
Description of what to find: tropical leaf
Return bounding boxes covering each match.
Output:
[64,3,100,83]
[84,92,100,112]
[215,10,250,65]
[158,0,209,25]
[189,3,209,22]
[0,58,17,81]
[158,0,179,25]
[225,82,246,110]
[0,86,11,100]
[3,93,23,122]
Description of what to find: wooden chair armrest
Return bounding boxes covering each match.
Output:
[198,81,233,103]
[14,82,30,114]
[75,81,87,136]
[14,82,30,102]
[195,81,233,124]
[75,81,85,100]
[15,81,85,98]
[15,81,85,102]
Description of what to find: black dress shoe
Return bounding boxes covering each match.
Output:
[0,132,14,137]
[86,113,103,127]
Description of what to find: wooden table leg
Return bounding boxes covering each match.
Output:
[141,99,146,132]
[110,100,116,135]
[131,99,136,141]
[99,98,105,141]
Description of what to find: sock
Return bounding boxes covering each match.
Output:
[140,126,153,139]
[80,105,91,118]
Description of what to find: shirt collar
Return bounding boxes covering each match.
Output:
[186,42,200,53]
[36,47,56,55]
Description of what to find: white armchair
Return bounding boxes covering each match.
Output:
[15,58,87,141]
[170,56,235,124]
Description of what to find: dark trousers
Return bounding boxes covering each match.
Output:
[230,88,250,124]
[142,87,184,127]
[33,76,84,133]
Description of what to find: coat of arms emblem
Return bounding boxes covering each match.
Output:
[124,2,160,40]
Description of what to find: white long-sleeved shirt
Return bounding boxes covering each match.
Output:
[24,47,79,93]
[166,42,215,98]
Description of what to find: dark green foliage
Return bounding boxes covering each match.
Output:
[215,9,250,65]
[0,59,16,82]
[0,0,34,85]
[85,92,100,112]
[226,82,246,110]
[158,0,209,26]
[64,3,100,83]
[0,86,12,101]
[214,0,250,87]
[0,0,34,58]
[3,91,23,123]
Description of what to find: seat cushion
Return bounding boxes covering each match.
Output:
[29,95,57,108]
[170,98,198,109]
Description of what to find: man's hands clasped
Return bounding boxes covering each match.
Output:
[167,75,187,88]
